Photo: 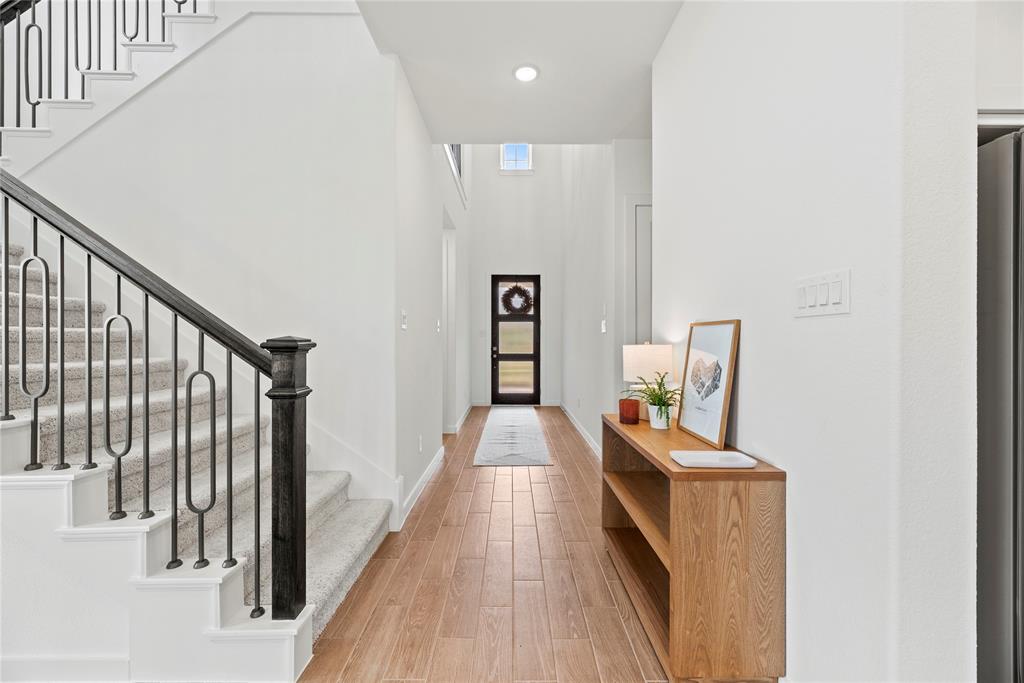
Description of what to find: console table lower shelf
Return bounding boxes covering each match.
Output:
[600,414,787,683]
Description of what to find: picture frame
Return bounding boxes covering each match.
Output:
[677,319,740,449]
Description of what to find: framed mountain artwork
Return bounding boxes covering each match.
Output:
[678,320,740,449]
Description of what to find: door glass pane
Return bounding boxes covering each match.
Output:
[496,281,535,316]
[499,321,533,354]
[498,361,534,394]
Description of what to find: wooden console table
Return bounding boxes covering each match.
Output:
[601,414,786,682]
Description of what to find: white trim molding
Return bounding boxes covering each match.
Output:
[443,144,468,208]
[559,405,601,461]
[978,108,1024,128]
[396,445,447,530]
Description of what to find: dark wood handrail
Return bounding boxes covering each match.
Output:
[0,0,38,25]
[1,170,273,376]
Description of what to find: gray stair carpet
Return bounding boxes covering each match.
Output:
[3,241,391,639]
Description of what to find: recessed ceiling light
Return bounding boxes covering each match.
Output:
[514,65,539,83]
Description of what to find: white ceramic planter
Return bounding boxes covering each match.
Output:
[648,403,670,429]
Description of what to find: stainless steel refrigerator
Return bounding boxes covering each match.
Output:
[979,128,1022,683]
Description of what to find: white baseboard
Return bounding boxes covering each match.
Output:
[396,445,446,530]
[444,403,472,435]
[0,654,130,681]
[559,405,601,461]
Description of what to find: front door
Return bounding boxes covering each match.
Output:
[491,275,540,404]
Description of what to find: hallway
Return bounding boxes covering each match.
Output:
[301,407,666,683]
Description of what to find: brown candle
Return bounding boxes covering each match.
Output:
[619,398,640,424]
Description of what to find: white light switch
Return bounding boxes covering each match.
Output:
[601,319,607,334]
[795,269,851,318]
[400,310,408,330]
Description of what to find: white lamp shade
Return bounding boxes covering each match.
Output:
[622,344,673,383]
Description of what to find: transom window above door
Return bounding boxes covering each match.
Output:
[500,143,532,172]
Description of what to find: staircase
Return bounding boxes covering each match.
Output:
[0,0,299,175]
[0,171,390,681]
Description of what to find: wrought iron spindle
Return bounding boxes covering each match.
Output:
[81,252,95,468]
[166,312,182,569]
[63,0,68,98]
[2,11,6,138]
[24,0,40,126]
[73,0,92,99]
[46,0,51,99]
[121,0,138,42]
[19,218,49,470]
[54,233,68,469]
[222,350,235,568]
[184,331,215,569]
[139,291,152,517]
[103,274,132,519]
[251,366,263,618]
[159,0,164,41]
[110,0,116,69]
[15,8,22,126]
[1,198,12,422]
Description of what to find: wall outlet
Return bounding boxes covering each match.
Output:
[400,309,408,330]
[418,435,423,453]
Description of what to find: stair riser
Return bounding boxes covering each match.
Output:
[4,305,106,328]
[6,334,143,363]
[4,366,183,410]
[108,427,267,523]
[37,393,226,461]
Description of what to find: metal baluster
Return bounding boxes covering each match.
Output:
[139,292,153,517]
[159,0,164,42]
[53,234,68,469]
[19,218,49,471]
[2,12,6,137]
[24,0,41,126]
[1,198,12,421]
[81,253,95,468]
[47,0,52,99]
[63,0,68,98]
[145,0,149,42]
[111,0,116,69]
[166,313,182,568]
[121,0,138,42]
[103,274,132,520]
[222,350,236,568]
[251,366,263,618]
[74,0,92,100]
[16,8,22,126]
[185,331,216,569]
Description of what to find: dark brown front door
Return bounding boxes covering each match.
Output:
[491,275,540,405]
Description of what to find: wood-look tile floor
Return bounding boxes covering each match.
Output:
[301,406,667,683]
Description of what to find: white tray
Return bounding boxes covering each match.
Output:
[670,450,757,469]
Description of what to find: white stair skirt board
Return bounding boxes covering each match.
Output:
[473,406,551,467]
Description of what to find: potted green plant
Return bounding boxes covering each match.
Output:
[623,371,681,430]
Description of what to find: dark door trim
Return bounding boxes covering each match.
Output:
[491,274,541,405]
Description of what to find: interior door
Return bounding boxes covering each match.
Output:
[491,275,540,405]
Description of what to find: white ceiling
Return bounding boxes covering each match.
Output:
[357,1,682,143]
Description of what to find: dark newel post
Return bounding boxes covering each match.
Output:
[261,335,316,620]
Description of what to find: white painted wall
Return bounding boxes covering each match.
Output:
[653,3,976,680]
[558,141,652,452]
[977,1,1024,110]
[468,144,564,406]
[559,145,615,450]
[394,63,444,509]
[22,6,464,523]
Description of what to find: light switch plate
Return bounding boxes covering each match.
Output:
[795,268,850,317]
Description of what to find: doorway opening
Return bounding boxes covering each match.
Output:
[491,274,541,405]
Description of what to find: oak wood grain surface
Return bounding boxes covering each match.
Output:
[301,407,668,683]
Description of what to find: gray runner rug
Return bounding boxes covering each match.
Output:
[473,407,551,467]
